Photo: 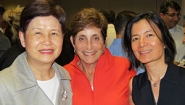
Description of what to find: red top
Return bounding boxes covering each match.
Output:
[64,48,136,105]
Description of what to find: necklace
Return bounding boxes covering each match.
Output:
[153,82,158,87]
[148,75,163,87]
[151,79,161,87]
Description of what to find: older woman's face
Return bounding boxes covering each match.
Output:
[71,26,106,65]
[131,19,165,65]
[19,16,63,64]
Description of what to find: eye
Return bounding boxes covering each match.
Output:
[132,37,139,42]
[35,31,41,35]
[94,37,100,40]
[51,32,57,36]
[147,34,154,37]
[79,37,84,41]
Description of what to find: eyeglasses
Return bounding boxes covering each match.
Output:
[165,12,181,18]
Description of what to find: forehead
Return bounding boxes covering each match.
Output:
[167,7,180,13]
[77,26,102,36]
[29,16,59,25]
[132,19,151,30]
[132,19,161,35]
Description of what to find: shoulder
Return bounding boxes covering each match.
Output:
[132,72,146,87]
[176,25,183,29]
[63,62,77,78]
[0,68,15,95]
[112,56,130,65]
[134,72,145,80]
[0,68,12,81]
[0,33,9,41]
[178,66,185,76]
[53,63,71,79]
[0,34,11,48]
[175,25,184,33]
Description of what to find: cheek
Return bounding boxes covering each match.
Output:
[131,43,138,52]
[54,38,63,48]
[93,40,105,48]
[26,38,39,47]
[150,39,161,47]
[74,43,84,50]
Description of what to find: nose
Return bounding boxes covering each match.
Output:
[173,14,180,21]
[42,35,52,45]
[87,41,92,50]
[174,15,179,21]
[139,37,147,47]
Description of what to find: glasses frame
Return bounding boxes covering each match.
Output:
[165,12,181,18]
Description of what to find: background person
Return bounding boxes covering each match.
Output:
[100,9,116,47]
[108,10,144,75]
[64,8,136,105]
[123,11,185,105]
[108,10,136,57]
[0,0,72,105]
[0,5,25,70]
[0,4,11,58]
[159,1,185,65]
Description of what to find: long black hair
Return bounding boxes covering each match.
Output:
[122,11,176,70]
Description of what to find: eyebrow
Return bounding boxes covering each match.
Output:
[132,30,153,36]
[32,27,42,30]
[32,28,61,32]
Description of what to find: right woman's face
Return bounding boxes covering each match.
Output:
[71,26,106,65]
[131,19,165,65]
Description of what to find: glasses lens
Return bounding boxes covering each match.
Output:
[166,13,181,18]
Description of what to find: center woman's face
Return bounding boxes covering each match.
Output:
[71,26,106,65]
[19,16,63,65]
[131,19,165,65]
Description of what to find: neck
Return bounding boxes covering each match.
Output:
[145,61,167,81]
[78,61,96,81]
[116,34,122,39]
[27,58,55,81]
[78,61,96,74]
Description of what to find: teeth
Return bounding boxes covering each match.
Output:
[84,52,94,55]
[140,50,151,54]
[40,50,53,52]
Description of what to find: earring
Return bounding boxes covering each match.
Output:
[74,50,76,53]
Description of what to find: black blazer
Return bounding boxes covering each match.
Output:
[132,63,185,105]
[0,39,25,70]
[0,31,11,58]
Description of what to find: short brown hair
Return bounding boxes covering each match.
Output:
[71,8,107,44]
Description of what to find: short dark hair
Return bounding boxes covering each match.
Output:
[160,1,181,14]
[71,8,107,44]
[19,0,66,35]
[100,9,115,24]
[0,5,5,15]
[114,10,137,35]
[123,11,176,69]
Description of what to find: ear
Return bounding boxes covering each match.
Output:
[105,36,108,47]
[70,35,75,48]
[19,31,26,48]
[159,13,164,19]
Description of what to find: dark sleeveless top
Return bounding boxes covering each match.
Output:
[132,63,185,105]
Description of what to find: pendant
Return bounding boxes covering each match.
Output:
[153,83,157,87]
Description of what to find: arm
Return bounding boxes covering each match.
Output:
[129,77,135,105]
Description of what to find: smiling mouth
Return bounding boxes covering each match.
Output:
[140,49,152,54]
[39,49,54,54]
[84,52,95,56]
